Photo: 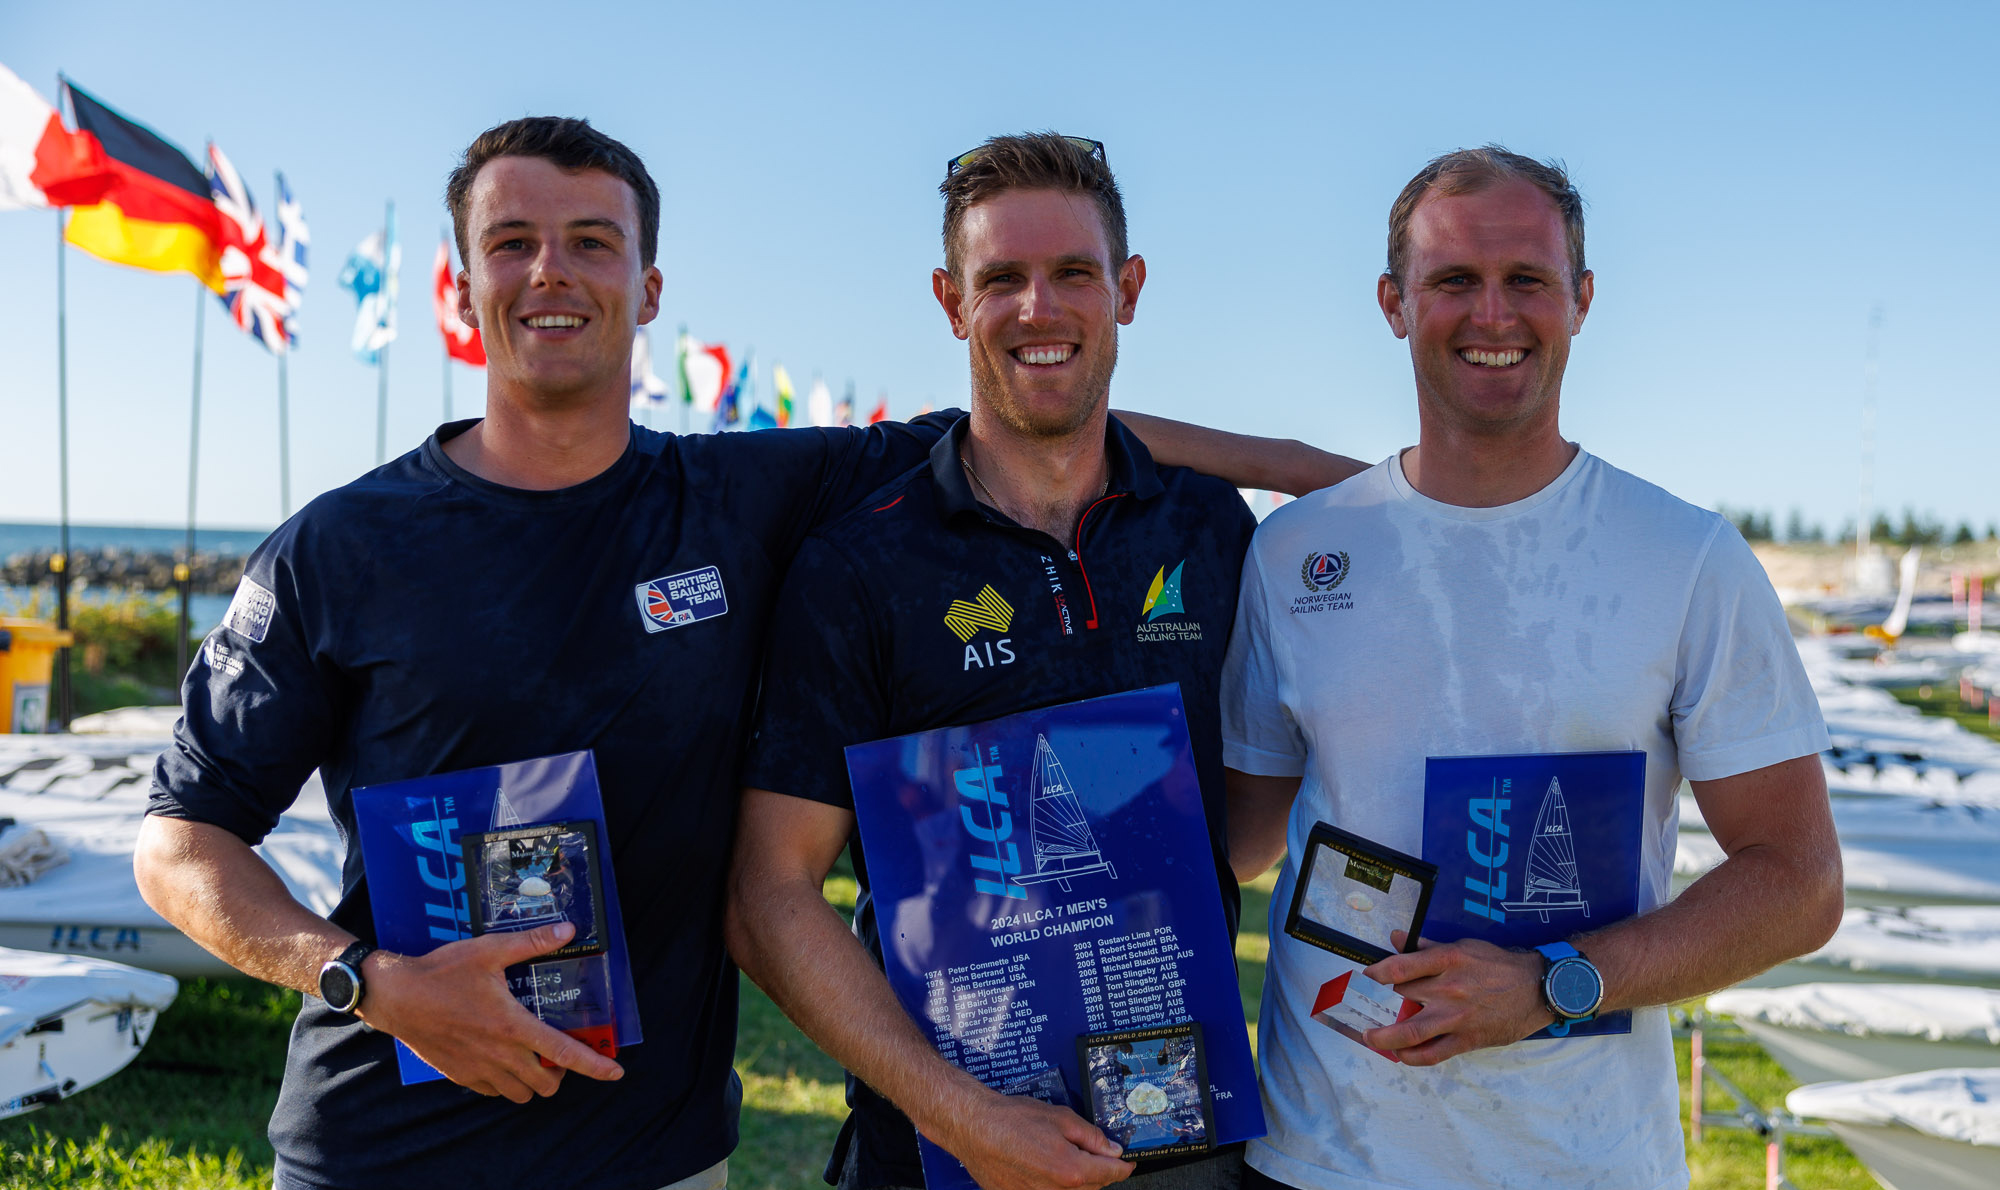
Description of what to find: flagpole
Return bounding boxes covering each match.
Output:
[178,283,207,688]
[375,198,392,465]
[53,200,73,731]
[276,171,292,521]
[678,322,689,435]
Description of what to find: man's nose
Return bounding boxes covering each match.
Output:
[530,242,573,287]
[1017,273,1059,324]
[1471,280,1514,329]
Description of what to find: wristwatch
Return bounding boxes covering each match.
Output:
[1535,941,1602,1030]
[318,940,377,1015]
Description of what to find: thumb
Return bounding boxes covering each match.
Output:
[1390,929,1437,953]
[481,921,577,966]
[1060,1112,1123,1159]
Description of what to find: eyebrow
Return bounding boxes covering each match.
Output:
[480,218,628,242]
[974,254,1102,282]
[1422,260,1559,281]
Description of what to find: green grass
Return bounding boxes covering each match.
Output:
[1887,683,2000,742]
[0,866,1868,1189]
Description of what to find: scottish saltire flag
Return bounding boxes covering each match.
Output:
[270,172,308,346]
[806,376,833,427]
[772,363,795,428]
[206,143,295,353]
[629,329,669,409]
[339,210,399,363]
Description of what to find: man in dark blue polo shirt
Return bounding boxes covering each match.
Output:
[728,134,1357,1190]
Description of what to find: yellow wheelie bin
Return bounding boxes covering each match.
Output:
[0,618,74,733]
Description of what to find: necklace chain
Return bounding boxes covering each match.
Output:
[960,451,1109,526]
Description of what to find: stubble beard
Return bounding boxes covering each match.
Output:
[969,330,1119,442]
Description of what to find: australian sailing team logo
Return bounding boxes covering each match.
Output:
[1292,550,1354,615]
[1136,559,1202,643]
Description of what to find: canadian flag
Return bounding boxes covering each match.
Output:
[433,239,485,367]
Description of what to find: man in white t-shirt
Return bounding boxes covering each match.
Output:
[1220,147,1844,1190]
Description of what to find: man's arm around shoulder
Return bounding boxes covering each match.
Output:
[1359,754,1841,1065]
[725,788,1132,1190]
[135,813,624,1101]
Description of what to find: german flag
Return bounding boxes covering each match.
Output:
[61,81,223,291]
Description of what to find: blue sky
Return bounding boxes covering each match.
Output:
[2,1,1995,536]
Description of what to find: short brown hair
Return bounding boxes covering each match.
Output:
[1385,145,1586,295]
[939,133,1128,279]
[445,116,661,268]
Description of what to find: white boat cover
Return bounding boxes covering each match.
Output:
[1787,1068,2000,1147]
[1708,983,2000,1045]
[1796,907,2000,983]
[1678,790,2000,840]
[1674,832,2000,904]
[0,948,178,1047]
[66,706,185,735]
[0,732,341,929]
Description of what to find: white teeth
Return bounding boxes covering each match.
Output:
[526,315,584,328]
[1016,346,1073,365]
[1460,348,1524,367]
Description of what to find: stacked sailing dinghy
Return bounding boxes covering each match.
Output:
[0,947,178,1118]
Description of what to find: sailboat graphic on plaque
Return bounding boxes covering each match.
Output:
[1500,776,1590,922]
[1009,735,1118,892]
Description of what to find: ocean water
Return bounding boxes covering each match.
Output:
[0,521,273,559]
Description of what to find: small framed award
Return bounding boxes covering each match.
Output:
[1284,822,1437,965]
[461,819,608,960]
[1075,1022,1215,1159]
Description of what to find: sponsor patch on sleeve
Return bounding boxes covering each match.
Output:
[222,577,277,643]
[634,565,729,634]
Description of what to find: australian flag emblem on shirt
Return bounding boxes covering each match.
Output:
[634,565,729,633]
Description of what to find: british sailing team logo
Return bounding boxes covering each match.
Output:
[1136,559,1202,642]
[634,565,730,633]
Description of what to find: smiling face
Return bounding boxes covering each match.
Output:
[458,156,662,411]
[934,188,1143,440]
[1378,177,1593,442]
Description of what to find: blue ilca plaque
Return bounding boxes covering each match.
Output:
[1422,750,1646,1039]
[844,684,1264,1187]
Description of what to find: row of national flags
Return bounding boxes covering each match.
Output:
[4,62,909,424]
[635,330,897,430]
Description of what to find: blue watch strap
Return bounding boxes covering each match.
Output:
[1536,941,1581,962]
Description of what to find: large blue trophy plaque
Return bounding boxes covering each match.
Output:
[844,684,1263,1188]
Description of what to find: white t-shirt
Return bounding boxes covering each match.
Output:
[1223,448,1828,1190]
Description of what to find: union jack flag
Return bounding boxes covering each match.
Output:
[206,143,300,353]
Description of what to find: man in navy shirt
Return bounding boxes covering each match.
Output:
[136,119,1342,1190]
[728,135,1357,1190]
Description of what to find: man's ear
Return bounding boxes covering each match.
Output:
[933,267,970,341]
[1378,273,1409,339]
[637,264,663,326]
[457,269,477,329]
[1570,270,1594,335]
[1115,254,1146,325]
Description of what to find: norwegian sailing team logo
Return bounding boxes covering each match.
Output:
[1291,550,1355,615]
[634,565,730,633]
[1136,559,1202,643]
[1301,551,1349,592]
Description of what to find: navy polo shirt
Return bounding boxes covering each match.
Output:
[148,414,954,1190]
[744,414,1258,1186]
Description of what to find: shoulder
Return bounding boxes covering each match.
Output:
[1244,459,1394,560]
[1576,453,1725,540]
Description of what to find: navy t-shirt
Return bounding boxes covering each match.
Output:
[743,415,1258,1186]
[149,414,953,1190]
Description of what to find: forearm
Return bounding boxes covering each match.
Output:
[1115,410,1366,497]
[727,875,987,1144]
[1225,769,1300,881]
[134,814,350,995]
[1583,839,1843,1013]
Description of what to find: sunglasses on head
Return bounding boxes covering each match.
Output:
[946,136,1107,180]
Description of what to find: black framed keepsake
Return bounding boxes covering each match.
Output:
[461,819,608,960]
[1284,822,1438,965]
[1075,1022,1215,1159]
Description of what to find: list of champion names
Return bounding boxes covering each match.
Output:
[919,920,1194,1087]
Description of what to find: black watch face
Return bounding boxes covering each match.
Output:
[1548,960,1601,1017]
[320,964,359,1011]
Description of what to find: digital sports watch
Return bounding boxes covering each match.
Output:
[1534,940,1602,1034]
